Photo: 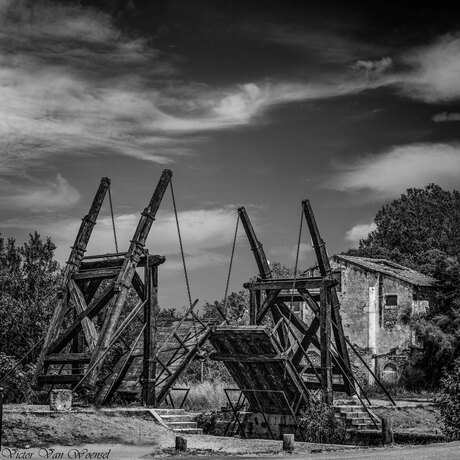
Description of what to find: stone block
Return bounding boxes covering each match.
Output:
[50,389,72,411]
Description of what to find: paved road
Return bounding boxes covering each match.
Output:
[2,441,459,459]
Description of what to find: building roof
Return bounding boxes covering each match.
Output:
[333,255,437,287]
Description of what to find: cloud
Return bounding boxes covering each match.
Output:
[432,112,460,122]
[0,174,79,211]
[329,143,460,199]
[2,206,239,269]
[270,242,312,263]
[351,57,393,74]
[345,222,377,245]
[398,34,460,102]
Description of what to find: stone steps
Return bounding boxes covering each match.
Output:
[153,408,203,435]
[334,405,380,431]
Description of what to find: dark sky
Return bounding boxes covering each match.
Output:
[2,0,460,310]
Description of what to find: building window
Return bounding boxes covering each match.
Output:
[382,363,398,384]
[385,294,398,307]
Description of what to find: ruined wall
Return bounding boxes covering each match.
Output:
[305,258,432,384]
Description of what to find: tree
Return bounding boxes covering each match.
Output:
[0,232,60,362]
[347,184,460,386]
[350,184,460,272]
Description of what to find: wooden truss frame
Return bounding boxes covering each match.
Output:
[34,169,209,406]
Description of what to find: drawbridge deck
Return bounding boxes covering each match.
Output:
[209,325,311,415]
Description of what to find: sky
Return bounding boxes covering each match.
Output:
[2,0,460,312]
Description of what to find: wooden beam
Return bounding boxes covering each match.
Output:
[48,281,115,354]
[132,272,145,301]
[88,169,172,386]
[44,353,91,364]
[210,353,286,363]
[35,177,110,385]
[320,283,333,404]
[80,279,102,305]
[143,255,157,407]
[302,199,354,395]
[255,290,281,324]
[72,268,119,280]
[244,278,337,291]
[68,280,99,351]
[80,254,165,271]
[292,317,320,367]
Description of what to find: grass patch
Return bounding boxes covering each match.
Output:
[181,380,227,412]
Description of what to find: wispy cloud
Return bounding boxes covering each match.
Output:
[432,112,460,122]
[351,57,393,74]
[398,33,460,102]
[345,222,377,245]
[329,143,460,200]
[2,206,238,270]
[270,242,312,265]
[0,174,79,211]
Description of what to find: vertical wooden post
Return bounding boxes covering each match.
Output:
[143,254,157,407]
[320,282,333,405]
[282,434,295,452]
[0,387,3,451]
[175,436,187,451]
[381,417,394,444]
[302,199,355,395]
[249,289,257,325]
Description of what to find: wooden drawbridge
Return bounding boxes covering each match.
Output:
[34,169,212,406]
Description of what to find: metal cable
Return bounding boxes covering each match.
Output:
[170,179,193,310]
[108,185,119,253]
[223,213,240,322]
[289,206,304,323]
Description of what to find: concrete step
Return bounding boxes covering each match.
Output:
[172,428,203,435]
[154,408,187,415]
[334,405,361,412]
[341,411,369,419]
[161,414,195,422]
[168,421,199,429]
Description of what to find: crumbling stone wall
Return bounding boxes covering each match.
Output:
[305,258,432,384]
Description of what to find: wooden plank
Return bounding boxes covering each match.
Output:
[44,353,91,364]
[244,278,337,291]
[210,353,286,363]
[38,374,82,384]
[69,280,98,351]
[48,281,115,354]
[72,268,119,280]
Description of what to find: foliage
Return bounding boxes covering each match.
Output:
[346,184,460,387]
[0,353,47,404]
[436,358,460,440]
[299,398,346,444]
[194,410,218,434]
[0,232,60,362]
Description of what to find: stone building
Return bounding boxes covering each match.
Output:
[305,255,436,385]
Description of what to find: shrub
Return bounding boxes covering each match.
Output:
[194,411,218,434]
[298,397,346,444]
[436,358,460,440]
[0,353,47,404]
